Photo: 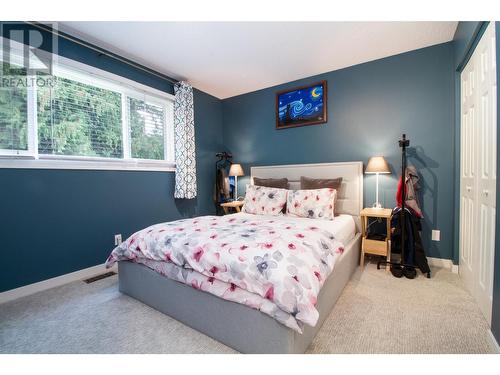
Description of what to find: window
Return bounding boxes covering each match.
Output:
[37,74,123,158]
[0,64,29,152]
[0,40,175,171]
[128,97,166,160]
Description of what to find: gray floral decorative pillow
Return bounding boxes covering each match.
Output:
[242,184,288,216]
[286,188,336,220]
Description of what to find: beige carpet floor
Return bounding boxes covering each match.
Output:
[0,259,495,354]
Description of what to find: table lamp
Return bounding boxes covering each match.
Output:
[365,156,391,209]
[229,163,244,200]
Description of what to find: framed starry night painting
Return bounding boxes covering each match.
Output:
[276,80,327,129]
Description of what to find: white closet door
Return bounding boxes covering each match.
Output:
[460,48,478,297]
[460,22,497,325]
[475,23,496,324]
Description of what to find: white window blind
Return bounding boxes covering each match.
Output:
[0,62,29,153]
[37,74,123,158]
[128,97,165,160]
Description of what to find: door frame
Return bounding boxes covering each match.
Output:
[458,21,497,326]
[455,22,490,275]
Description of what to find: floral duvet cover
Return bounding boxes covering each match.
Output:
[106,213,346,333]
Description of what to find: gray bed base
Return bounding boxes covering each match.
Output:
[118,232,361,354]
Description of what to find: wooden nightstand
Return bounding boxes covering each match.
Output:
[360,208,392,269]
[221,201,244,214]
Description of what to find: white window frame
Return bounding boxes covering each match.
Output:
[0,38,176,172]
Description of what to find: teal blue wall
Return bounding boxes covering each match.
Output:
[0,25,223,292]
[222,42,455,261]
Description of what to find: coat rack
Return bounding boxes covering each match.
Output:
[377,134,430,278]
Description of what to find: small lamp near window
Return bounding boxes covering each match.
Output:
[365,156,391,209]
[229,163,245,200]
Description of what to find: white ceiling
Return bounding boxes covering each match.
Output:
[59,22,458,99]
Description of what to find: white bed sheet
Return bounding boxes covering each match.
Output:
[232,212,356,246]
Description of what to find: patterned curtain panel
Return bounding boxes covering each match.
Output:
[174,81,197,199]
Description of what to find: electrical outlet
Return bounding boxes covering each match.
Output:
[114,234,122,245]
[432,230,440,241]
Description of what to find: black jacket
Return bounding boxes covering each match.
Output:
[391,207,430,274]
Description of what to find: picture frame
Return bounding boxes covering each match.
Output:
[275,80,327,130]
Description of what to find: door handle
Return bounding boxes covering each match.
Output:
[466,186,472,192]
[483,190,489,196]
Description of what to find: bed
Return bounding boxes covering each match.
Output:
[112,161,363,353]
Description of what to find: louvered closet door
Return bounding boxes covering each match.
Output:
[460,22,497,325]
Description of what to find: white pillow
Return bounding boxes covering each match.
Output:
[242,184,288,216]
[286,188,336,220]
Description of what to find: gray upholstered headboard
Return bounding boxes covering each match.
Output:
[250,161,363,231]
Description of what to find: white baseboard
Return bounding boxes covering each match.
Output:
[427,257,458,273]
[487,330,500,353]
[0,263,117,304]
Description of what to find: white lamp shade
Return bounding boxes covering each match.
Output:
[229,163,244,177]
[365,156,391,174]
